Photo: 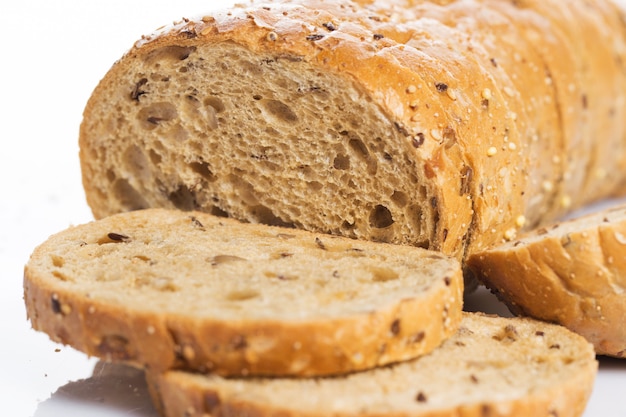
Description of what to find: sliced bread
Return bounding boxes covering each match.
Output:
[78,0,626,262]
[23,208,463,376]
[467,204,626,358]
[146,312,598,417]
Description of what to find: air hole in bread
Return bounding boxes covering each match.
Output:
[209,255,247,265]
[123,146,151,182]
[307,181,323,191]
[168,185,198,211]
[260,99,298,123]
[333,154,350,170]
[137,102,178,130]
[250,205,294,228]
[205,96,225,113]
[148,149,162,164]
[348,136,378,174]
[144,45,197,65]
[50,254,65,268]
[391,190,408,207]
[369,205,394,228]
[348,136,370,159]
[226,289,260,301]
[189,161,216,182]
[210,205,229,218]
[52,270,70,282]
[112,179,149,211]
[370,266,399,282]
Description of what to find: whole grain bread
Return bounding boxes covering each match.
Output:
[78,0,626,263]
[146,312,598,417]
[467,204,626,358]
[23,208,463,376]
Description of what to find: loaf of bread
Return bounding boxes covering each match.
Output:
[467,204,626,358]
[23,208,463,376]
[146,312,598,417]
[78,0,626,261]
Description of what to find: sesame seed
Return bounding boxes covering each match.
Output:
[508,142,517,151]
[516,215,527,228]
[487,146,498,157]
[504,228,517,241]
[267,31,278,41]
[482,88,492,100]
[503,86,515,97]
[561,195,572,209]
[542,181,554,192]
[406,85,417,94]
[431,129,443,141]
[446,88,458,100]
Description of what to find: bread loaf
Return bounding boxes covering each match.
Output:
[78,0,626,261]
[23,208,463,376]
[467,204,626,358]
[146,312,598,417]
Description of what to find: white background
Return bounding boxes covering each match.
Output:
[0,1,624,416]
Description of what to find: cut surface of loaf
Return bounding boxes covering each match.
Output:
[79,0,626,262]
[23,208,463,376]
[147,313,598,417]
[467,204,626,358]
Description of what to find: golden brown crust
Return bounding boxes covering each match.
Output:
[23,208,463,376]
[146,313,598,417]
[467,204,626,358]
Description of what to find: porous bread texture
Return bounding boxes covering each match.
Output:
[23,208,463,376]
[467,204,626,358]
[146,313,598,417]
[79,0,626,262]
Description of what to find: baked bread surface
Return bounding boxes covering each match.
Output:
[467,204,626,358]
[147,312,598,417]
[79,0,626,262]
[23,208,463,376]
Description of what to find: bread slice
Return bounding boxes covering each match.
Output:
[23,208,463,376]
[467,204,626,358]
[146,312,598,417]
[78,0,626,262]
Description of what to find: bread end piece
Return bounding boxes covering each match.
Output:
[467,205,626,358]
